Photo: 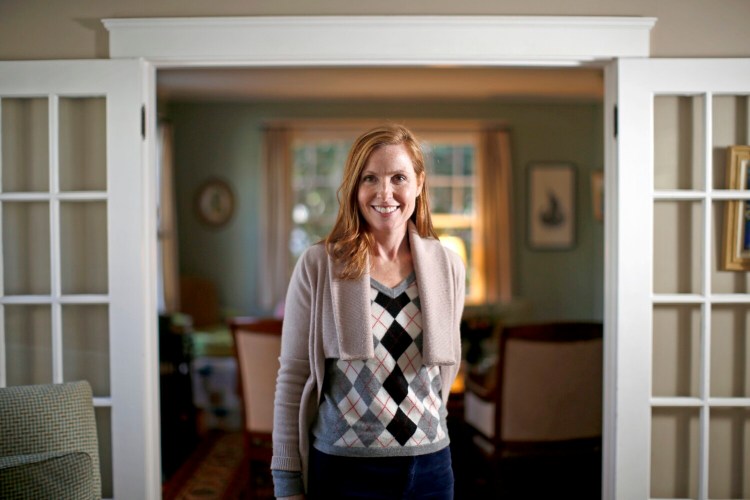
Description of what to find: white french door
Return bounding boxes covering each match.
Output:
[0,60,160,499]
[610,58,750,499]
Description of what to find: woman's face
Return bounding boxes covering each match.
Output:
[357,143,424,240]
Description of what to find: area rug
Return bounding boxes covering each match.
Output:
[163,431,247,500]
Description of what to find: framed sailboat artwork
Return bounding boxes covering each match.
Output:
[527,162,576,250]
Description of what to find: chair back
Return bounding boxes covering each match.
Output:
[499,322,602,445]
[230,317,282,434]
[465,322,602,453]
[0,381,101,498]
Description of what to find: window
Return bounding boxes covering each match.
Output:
[289,129,483,302]
[422,133,482,302]
[289,137,349,265]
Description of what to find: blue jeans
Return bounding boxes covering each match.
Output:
[307,446,454,499]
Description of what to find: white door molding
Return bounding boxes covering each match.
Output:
[103,16,655,65]
[101,15,658,499]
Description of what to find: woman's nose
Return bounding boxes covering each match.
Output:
[377,179,392,198]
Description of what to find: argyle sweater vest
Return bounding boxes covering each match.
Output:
[311,273,449,457]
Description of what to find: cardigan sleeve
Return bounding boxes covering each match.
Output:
[271,250,314,476]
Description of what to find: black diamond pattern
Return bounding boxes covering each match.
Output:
[383,365,409,404]
[380,321,412,360]
[387,408,418,446]
[375,291,411,318]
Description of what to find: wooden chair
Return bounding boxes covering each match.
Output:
[463,321,603,497]
[230,317,283,499]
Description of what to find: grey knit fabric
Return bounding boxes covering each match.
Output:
[0,381,101,499]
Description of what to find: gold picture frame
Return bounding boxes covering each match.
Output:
[721,145,750,271]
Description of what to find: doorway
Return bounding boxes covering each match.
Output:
[154,65,606,498]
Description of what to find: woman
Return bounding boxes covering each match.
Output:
[272,124,465,499]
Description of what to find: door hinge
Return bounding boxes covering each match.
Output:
[141,105,146,139]
[613,105,618,138]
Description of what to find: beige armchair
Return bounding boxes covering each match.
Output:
[0,381,101,500]
[463,322,603,497]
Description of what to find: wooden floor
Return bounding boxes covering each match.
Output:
[163,427,601,499]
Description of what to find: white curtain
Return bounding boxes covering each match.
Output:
[259,126,293,312]
[478,129,514,302]
[157,121,180,314]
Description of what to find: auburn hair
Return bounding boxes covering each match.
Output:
[325,124,438,279]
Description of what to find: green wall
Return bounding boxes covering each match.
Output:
[168,98,604,322]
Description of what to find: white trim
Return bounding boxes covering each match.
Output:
[96,15,661,499]
[618,58,750,500]
[104,16,655,65]
[651,397,750,408]
[602,61,619,500]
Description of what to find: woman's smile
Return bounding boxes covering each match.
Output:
[372,205,399,214]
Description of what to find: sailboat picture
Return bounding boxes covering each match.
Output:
[528,162,576,249]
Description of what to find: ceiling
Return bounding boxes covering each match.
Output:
[156,66,603,102]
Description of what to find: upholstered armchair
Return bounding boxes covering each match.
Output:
[0,381,101,500]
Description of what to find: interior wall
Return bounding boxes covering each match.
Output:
[167,98,604,322]
[1,0,750,60]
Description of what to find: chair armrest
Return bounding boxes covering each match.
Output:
[465,375,496,401]
[0,451,96,499]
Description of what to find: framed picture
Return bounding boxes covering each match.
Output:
[527,162,576,250]
[721,145,750,271]
[195,178,236,227]
[591,170,604,222]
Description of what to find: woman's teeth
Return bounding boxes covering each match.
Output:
[374,206,398,214]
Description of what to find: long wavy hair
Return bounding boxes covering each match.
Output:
[326,124,438,280]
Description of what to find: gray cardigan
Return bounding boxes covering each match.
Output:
[271,222,466,491]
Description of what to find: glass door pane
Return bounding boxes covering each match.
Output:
[4,305,52,385]
[2,202,50,295]
[59,97,107,192]
[60,201,108,294]
[1,97,49,192]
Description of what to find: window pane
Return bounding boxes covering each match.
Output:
[710,305,749,398]
[462,146,475,176]
[96,406,113,499]
[1,97,49,192]
[63,305,110,397]
[4,305,52,386]
[652,305,701,398]
[459,187,474,215]
[3,202,50,295]
[653,201,703,294]
[431,187,452,213]
[651,407,700,499]
[428,145,454,176]
[59,97,106,192]
[712,95,749,190]
[654,95,705,191]
[60,201,108,294]
[708,408,750,499]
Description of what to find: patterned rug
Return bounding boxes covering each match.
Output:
[164,431,250,500]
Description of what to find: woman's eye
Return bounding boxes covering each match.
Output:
[393,175,406,183]
[361,175,375,183]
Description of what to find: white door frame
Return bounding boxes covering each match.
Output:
[0,59,160,500]
[104,16,657,499]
